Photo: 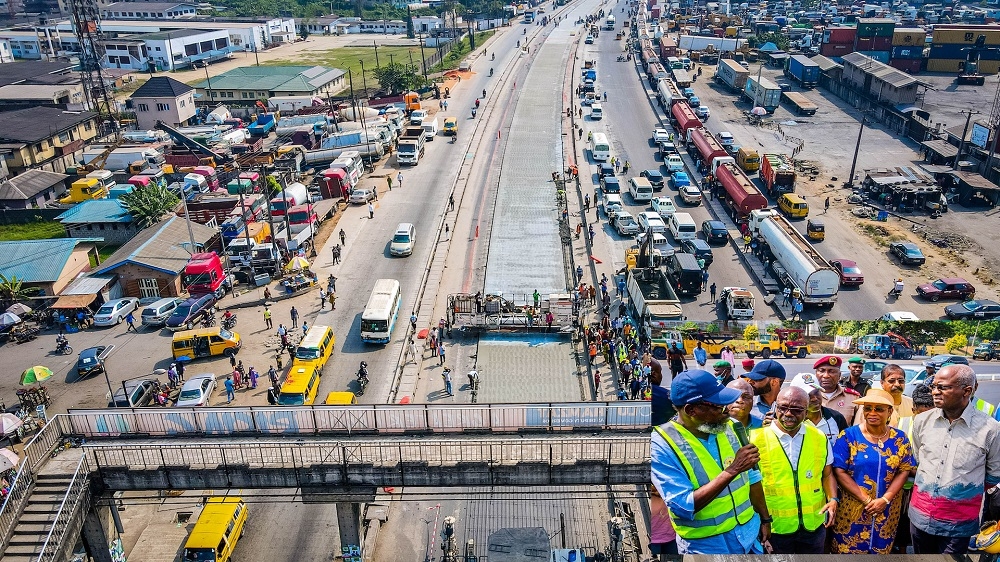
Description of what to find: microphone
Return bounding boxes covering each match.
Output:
[731,420,760,472]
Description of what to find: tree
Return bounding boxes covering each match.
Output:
[373,62,421,94]
[120,183,180,229]
[0,274,38,310]
[945,333,968,353]
[743,324,759,342]
[750,31,790,51]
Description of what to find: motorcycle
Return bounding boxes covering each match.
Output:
[201,312,216,328]
[888,282,904,299]
[491,53,495,61]
[356,362,369,396]
[221,312,237,330]
[471,107,477,118]
[489,67,493,77]
[55,336,72,355]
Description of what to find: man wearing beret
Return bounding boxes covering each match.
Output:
[813,355,859,422]
[714,360,735,386]
[841,356,871,397]
[652,369,773,553]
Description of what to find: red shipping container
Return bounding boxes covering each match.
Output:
[821,43,854,57]
[828,27,857,42]
[890,58,922,73]
[856,36,875,50]
[872,36,893,50]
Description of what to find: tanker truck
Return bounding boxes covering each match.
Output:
[715,162,768,220]
[756,215,839,308]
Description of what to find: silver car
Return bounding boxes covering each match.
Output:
[349,187,376,204]
[174,373,218,407]
[93,298,140,327]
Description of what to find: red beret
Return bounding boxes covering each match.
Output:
[742,358,755,370]
[813,355,842,369]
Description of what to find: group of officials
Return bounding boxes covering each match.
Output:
[650,355,1000,556]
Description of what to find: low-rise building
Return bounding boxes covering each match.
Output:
[0,169,69,209]
[143,28,233,71]
[842,52,925,105]
[92,215,218,299]
[0,238,102,296]
[0,61,87,112]
[100,1,198,20]
[129,76,196,129]
[56,199,140,245]
[193,65,346,104]
[0,106,99,176]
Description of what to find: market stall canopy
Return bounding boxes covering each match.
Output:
[20,365,53,385]
[0,448,19,472]
[4,303,31,316]
[0,312,20,328]
[284,256,311,271]
[0,414,22,436]
[50,294,97,309]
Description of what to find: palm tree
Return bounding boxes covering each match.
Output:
[0,273,38,310]
[120,183,180,229]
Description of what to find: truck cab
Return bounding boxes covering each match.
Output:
[182,252,233,299]
[59,177,109,204]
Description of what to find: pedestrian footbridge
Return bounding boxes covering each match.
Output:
[0,403,650,562]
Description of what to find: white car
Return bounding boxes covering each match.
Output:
[174,373,218,407]
[652,128,670,144]
[696,106,710,120]
[651,196,676,219]
[602,193,624,217]
[717,131,735,146]
[613,211,640,235]
[637,211,667,234]
[665,153,684,172]
[349,187,376,204]
[93,298,140,327]
[679,185,703,205]
[409,109,428,125]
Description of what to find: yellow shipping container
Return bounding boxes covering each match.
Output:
[926,58,963,73]
[893,28,926,46]
[932,28,1000,46]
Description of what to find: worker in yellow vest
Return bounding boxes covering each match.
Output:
[751,386,838,553]
[652,369,773,554]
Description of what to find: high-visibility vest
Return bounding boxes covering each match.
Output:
[897,417,915,490]
[654,421,755,539]
[976,398,996,417]
[750,425,827,535]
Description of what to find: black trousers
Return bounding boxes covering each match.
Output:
[910,523,970,554]
[768,526,826,554]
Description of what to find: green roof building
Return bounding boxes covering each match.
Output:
[193,65,346,104]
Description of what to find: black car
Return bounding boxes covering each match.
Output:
[680,238,714,267]
[598,163,615,180]
[889,242,926,266]
[924,354,970,368]
[945,299,1000,320]
[600,175,621,194]
[701,220,729,245]
[108,379,159,408]
[641,169,665,191]
[75,346,107,379]
[165,293,217,331]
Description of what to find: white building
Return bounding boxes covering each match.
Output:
[0,39,13,63]
[412,16,444,33]
[358,20,407,33]
[142,28,232,71]
[100,1,198,20]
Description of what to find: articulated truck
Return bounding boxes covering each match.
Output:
[755,215,839,308]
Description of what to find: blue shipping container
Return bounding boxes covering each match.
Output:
[859,50,891,63]
[786,54,821,87]
[891,46,925,59]
[930,43,1000,61]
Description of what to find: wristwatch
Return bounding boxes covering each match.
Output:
[760,515,773,524]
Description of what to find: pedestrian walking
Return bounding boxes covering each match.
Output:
[248,367,258,389]
[397,171,403,188]
[263,307,273,329]
[328,292,336,310]
[387,175,393,190]
[743,234,752,252]
[709,282,717,302]
[301,321,309,336]
[410,313,418,331]
[449,194,455,211]
[576,265,584,283]
[268,365,279,389]
[588,225,595,244]
[368,201,374,219]
[792,299,803,320]
[224,376,235,403]
[319,289,326,310]
[442,367,453,396]
[444,224,450,239]
[167,363,178,387]
[824,196,830,214]
[438,342,446,365]
[584,194,590,210]
[405,338,419,364]
[545,311,554,332]
[533,289,540,308]
[782,287,792,307]
[328,274,337,292]
[275,351,283,370]
[701,269,709,291]
[176,360,185,382]
[125,311,136,332]
[290,306,298,327]
[339,228,346,246]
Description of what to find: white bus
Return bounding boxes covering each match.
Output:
[361,279,402,343]
[590,132,611,162]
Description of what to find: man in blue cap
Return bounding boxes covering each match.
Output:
[652,369,773,554]
[743,359,786,419]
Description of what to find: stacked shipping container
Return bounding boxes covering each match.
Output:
[927,25,1000,74]
[856,18,895,65]
[890,27,927,74]
[821,26,855,58]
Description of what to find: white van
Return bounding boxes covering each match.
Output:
[390,223,416,257]
[590,132,611,161]
[665,153,684,171]
[421,117,439,141]
[590,103,604,120]
[668,212,697,241]
[629,177,654,203]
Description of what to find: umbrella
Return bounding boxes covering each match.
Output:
[5,303,30,316]
[0,312,20,328]
[284,256,311,271]
[0,449,18,472]
[750,107,768,116]
[20,366,53,386]
[0,414,22,435]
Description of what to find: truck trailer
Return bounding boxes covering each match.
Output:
[785,54,820,88]
[715,59,750,92]
[760,153,797,195]
[757,215,839,307]
[671,101,702,140]
[716,162,768,219]
[627,267,684,331]
[782,91,819,116]
[688,127,730,170]
[744,76,782,113]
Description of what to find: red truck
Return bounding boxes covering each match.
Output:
[716,162,768,219]
[671,101,701,140]
[182,252,233,299]
[287,203,321,227]
[179,192,254,225]
[689,128,730,169]
[760,153,797,196]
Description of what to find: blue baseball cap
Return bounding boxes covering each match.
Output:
[670,369,742,406]
[744,359,787,381]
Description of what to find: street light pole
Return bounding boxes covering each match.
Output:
[373,39,380,68]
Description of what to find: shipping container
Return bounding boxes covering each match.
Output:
[872,36,893,50]
[826,26,857,43]
[785,54,821,87]
[857,18,895,37]
[928,58,1000,73]
[891,46,925,59]
[932,27,1000,46]
[859,50,891,63]
[821,43,854,57]
[889,58,923,73]
[930,43,1000,60]
[893,28,927,46]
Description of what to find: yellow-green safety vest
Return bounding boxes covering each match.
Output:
[750,425,828,535]
[654,421,755,539]
[976,398,996,417]
[897,416,915,490]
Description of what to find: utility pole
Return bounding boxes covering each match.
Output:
[239,190,256,278]
[373,39,380,68]
[359,59,368,94]
[954,109,980,170]
[846,113,868,190]
[418,33,427,79]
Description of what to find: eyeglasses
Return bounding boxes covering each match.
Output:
[693,402,727,412]
[776,405,806,415]
[929,384,970,392]
[862,405,889,413]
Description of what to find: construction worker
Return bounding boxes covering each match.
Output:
[652,369,772,554]
[751,386,838,553]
